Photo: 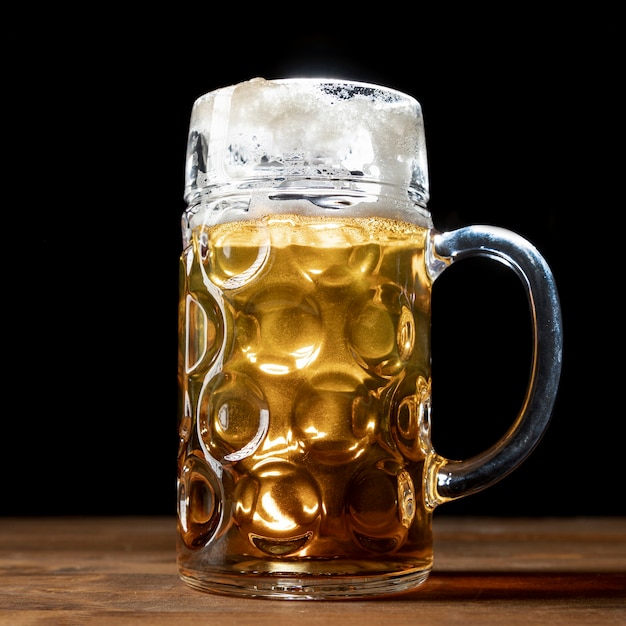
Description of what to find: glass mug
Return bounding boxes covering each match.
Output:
[177,78,563,599]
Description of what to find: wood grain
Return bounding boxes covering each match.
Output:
[1,517,624,625]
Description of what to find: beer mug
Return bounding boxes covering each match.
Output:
[176,78,563,599]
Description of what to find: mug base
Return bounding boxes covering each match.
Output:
[179,565,432,600]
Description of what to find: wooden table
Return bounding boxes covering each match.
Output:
[1,516,624,625]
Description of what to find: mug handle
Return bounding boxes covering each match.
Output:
[427,225,563,506]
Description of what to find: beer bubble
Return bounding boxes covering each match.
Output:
[198,223,270,289]
[351,393,380,440]
[396,305,415,361]
[391,374,431,460]
[178,456,223,549]
[396,395,419,440]
[397,469,416,528]
[349,286,414,377]
[184,293,222,374]
[416,375,433,455]
[290,221,378,287]
[233,461,321,555]
[348,242,382,277]
[296,246,354,287]
[239,286,322,374]
[347,466,408,553]
[292,372,370,463]
[178,390,193,459]
[351,300,396,360]
[199,372,269,463]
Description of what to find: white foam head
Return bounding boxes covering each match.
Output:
[185,78,429,207]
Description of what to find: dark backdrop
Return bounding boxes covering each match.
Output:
[4,8,622,517]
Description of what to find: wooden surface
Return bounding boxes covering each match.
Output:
[0,516,624,625]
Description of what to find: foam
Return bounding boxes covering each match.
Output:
[185,78,429,205]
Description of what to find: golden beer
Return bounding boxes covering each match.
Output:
[177,214,435,593]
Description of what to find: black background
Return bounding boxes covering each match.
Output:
[4,8,622,517]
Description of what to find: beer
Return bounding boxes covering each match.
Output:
[176,77,563,600]
[177,214,435,595]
